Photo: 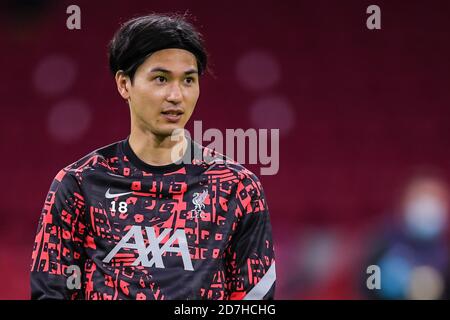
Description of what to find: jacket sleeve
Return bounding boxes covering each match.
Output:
[226,172,276,300]
[30,169,86,300]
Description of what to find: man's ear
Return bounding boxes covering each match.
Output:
[115,70,131,102]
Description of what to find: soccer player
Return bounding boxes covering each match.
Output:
[30,14,276,300]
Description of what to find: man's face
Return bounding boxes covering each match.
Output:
[117,48,200,137]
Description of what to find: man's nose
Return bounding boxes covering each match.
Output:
[166,83,183,103]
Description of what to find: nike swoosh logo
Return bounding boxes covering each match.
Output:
[105,188,133,199]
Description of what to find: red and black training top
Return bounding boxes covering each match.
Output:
[30,137,276,300]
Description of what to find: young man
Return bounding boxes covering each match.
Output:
[30,14,276,300]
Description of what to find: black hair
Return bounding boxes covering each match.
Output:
[108,13,208,83]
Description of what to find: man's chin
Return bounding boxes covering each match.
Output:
[155,125,186,139]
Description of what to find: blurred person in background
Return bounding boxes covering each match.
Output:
[361,171,450,299]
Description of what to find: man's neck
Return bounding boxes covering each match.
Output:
[128,128,187,166]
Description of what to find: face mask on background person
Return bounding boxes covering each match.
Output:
[404,195,448,240]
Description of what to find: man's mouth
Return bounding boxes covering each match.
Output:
[161,110,184,123]
[161,110,184,116]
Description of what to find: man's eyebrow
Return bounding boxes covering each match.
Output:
[150,67,198,74]
[149,67,198,75]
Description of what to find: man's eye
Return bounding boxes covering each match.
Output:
[185,77,195,84]
[154,76,167,83]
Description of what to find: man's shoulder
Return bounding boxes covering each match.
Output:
[59,139,124,178]
[193,141,262,186]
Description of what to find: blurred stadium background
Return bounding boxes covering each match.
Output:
[0,0,449,299]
